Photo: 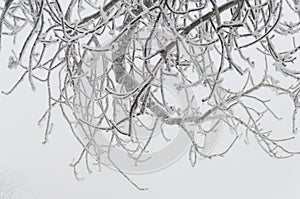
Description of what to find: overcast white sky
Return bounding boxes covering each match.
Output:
[1,93,300,199]
[1,0,300,198]
[1,49,300,199]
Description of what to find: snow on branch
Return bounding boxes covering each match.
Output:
[1,0,300,189]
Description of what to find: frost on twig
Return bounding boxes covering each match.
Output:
[1,0,300,189]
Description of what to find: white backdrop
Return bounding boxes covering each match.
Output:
[1,66,300,198]
[1,0,300,198]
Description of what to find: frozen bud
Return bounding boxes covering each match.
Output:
[8,56,18,69]
[167,105,176,115]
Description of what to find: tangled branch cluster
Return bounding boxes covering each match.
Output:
[1,0,300,189]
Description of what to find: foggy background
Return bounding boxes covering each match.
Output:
[1,0,300,198]
[1,54,300,198]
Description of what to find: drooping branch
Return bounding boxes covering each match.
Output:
[1,0,300,190]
